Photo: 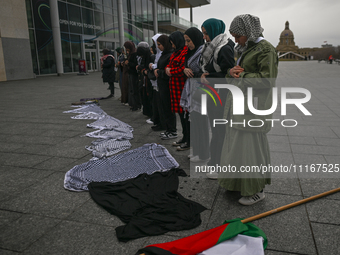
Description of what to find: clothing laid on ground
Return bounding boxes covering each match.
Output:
[63,104,106,119]
[64,143,179,192]
[85,138,132,159]
[87,114,132,131]
[88,168,206,242]
[85,127,133,140]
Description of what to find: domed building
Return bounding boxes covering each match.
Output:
[276,21,304,60]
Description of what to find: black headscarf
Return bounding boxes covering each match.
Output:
[184,27,204,60]
[169,31,185,51]
[157,35,172,53]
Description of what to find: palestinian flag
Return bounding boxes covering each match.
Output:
[136,219,267,255]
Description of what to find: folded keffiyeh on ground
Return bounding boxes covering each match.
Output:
[64,104,106,119]
[85,127,133,140]
[85,138,132,159]
[64,104,133,158]
[64,143,179,192]
[87,115,133,130]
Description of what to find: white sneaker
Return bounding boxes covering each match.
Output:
[188,154,194,159]
[146,118,153,125]
[190,156,205,162]
[206,171,218,179]
[238,191,265,206]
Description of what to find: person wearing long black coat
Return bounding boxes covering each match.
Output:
[101,48,116,97]
[137,42,153,116]
[155,35,176,137]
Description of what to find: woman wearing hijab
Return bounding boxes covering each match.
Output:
[218,14,278,205]
[162,31,188,140]
[155,35,176,139]
[178,27,210,160]
[200,18,235,176]
[135,41,151,112]
[149,34,166,131]
[123,41,138,109]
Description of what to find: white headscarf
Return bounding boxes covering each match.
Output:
[151,33,162,70]
[150,33,162,89]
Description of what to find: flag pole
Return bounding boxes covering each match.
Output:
[241,187,340,224]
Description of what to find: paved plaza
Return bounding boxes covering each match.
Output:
[0,61,339,254]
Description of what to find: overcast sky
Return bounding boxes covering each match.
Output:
[179,0,339,48]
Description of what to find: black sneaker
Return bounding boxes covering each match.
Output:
[160,131,169,137]
[161,132,178,140]
[172,138,185,146]
[176,142,190,151]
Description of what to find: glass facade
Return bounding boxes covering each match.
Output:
[25,0,187,75]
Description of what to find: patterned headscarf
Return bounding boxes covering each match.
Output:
[229,14,264,53]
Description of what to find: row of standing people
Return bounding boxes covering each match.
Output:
[103,14,278,206]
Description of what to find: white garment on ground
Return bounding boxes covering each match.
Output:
[85,127,133,140]
[198,234,264,255]
[87,115,132,131]
[64,104,106,119]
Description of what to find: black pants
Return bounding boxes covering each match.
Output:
[158,83,176,133]
[152,90,166,128]
[179,111,190,145]
[128,74,140,110]
[108,82,114,95]
[207,90,228,165]
[141,79,153,118]
[191,111,210,160]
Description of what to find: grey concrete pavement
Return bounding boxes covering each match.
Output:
[0,61,339,255]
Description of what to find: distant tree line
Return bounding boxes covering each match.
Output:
[312,46,340,60]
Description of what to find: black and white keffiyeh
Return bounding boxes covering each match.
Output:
[199,33,230,73]
[229,14,264,53]
[64,104,133,159]
[85,127,133,140]
[64,143,179,191]
[63,104,106,119]
[87,115,132,131]
[85,138,132,159]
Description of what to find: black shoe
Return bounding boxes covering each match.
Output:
[106,94,114,98]
[131,108,139,111]
[161,132,178,140]
[172,138,185,146]
[177,142,190,151]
